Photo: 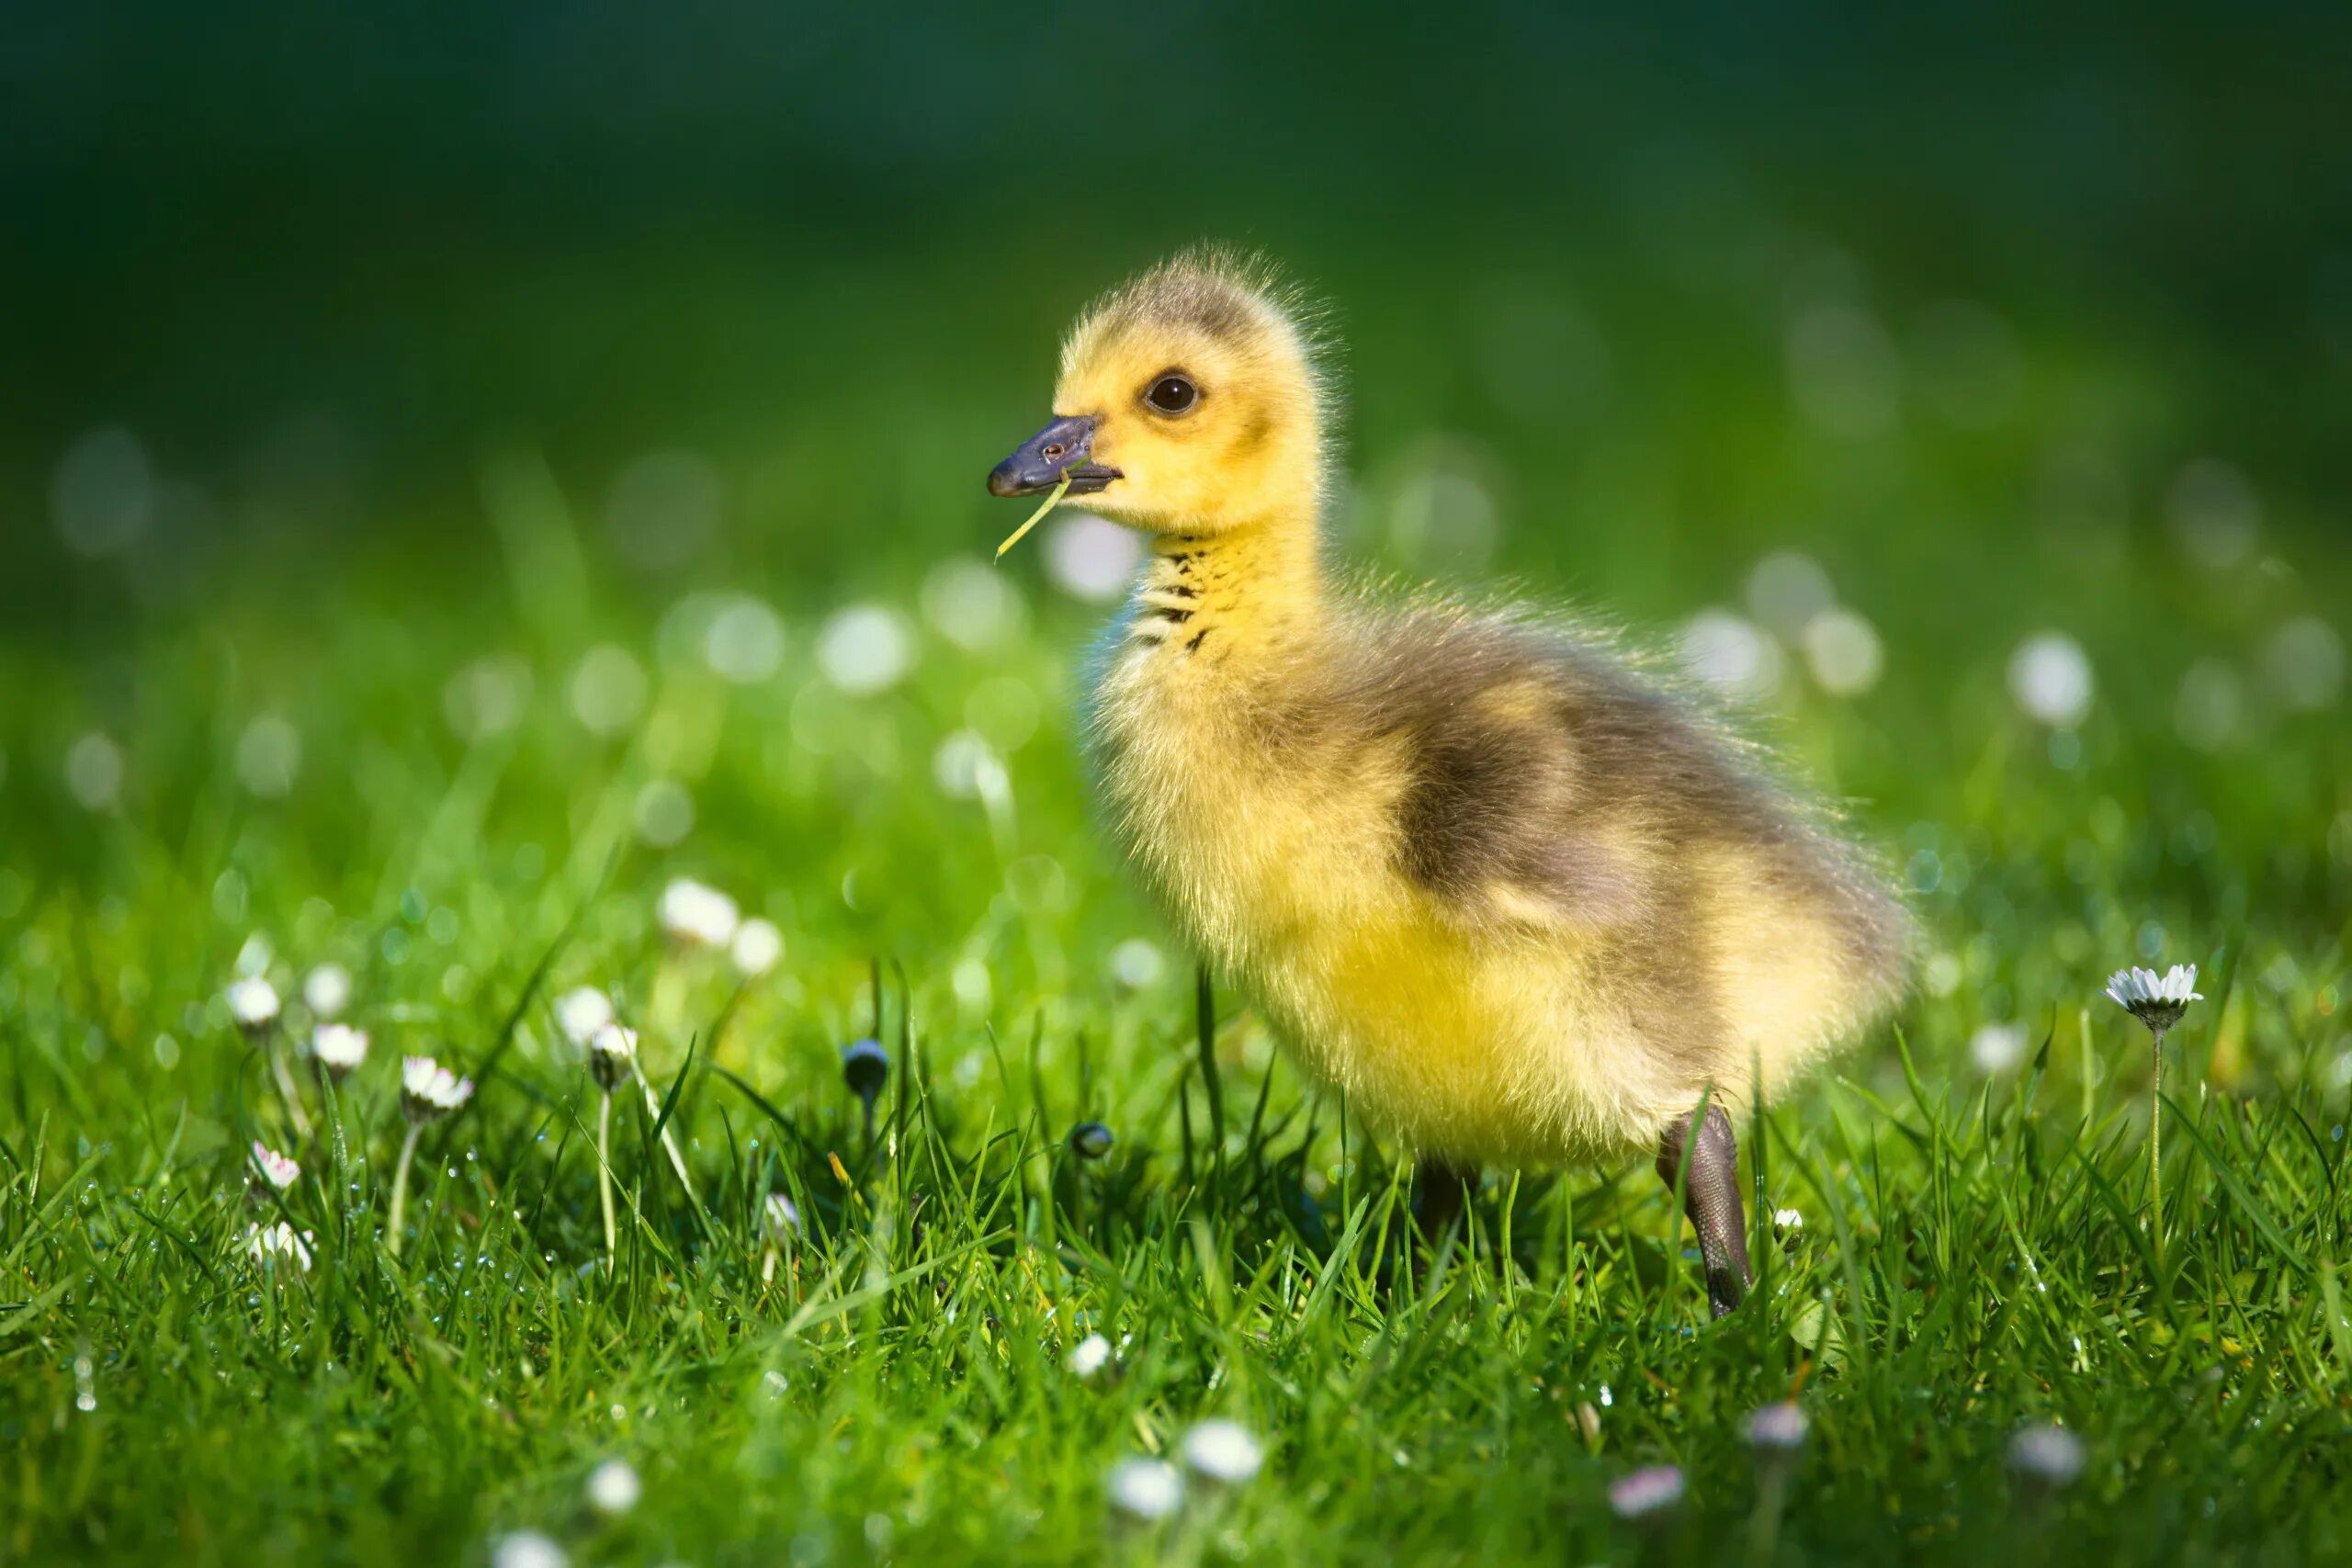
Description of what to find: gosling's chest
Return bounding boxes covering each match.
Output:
[1088,637,1403,954]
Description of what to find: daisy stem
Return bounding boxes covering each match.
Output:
[268,1036,313,1141]
[598,1090,617,1269]
[636,1068,698,1201]
[324,1075,348,1180]
[388,1122,423,1259]
[1747,1467,1792,1568]
[2149,1028,2165,1269]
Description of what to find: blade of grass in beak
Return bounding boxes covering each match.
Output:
[995,476,1071,559]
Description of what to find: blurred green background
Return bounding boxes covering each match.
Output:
[3,2,2349,1076]
[7,12,2352,1563]
[7,4,2349,589]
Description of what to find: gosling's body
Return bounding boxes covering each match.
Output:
[989,251,1908,1297]
[1091,552,1905,1168]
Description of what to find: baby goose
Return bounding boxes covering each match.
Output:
[988,250,1909,1316]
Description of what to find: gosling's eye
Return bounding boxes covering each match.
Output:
[1144,373,1199,415]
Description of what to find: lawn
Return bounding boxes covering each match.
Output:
[4,221,2351,1568]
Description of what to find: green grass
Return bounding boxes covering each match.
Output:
[5,246,2352,1565]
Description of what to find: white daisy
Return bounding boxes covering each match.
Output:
[243,1220,312,1271]
[1067,1333,1113,1378]
[2008,632,2095,728]
[588,1023,638,1092]
[763,1192,802,1246]
[1106,1457,1184,1520]
[490,1530,569,1568]
[250,1141,300,1191]
[1180,1419,1263,1485]
[2110,964,2201,1263]
[2104,964,2201,1036]
[584,1457,641,1517]
[303,963,353,1020]
[311,1023,369,1078]
[657,878,740,949]
[400,1055,474,1122]
[1608,1464,1685,1519]
[554,986,615,1046]
[1745,1403,1808,1451]
[731,918,784,976]
[1970,1021,2029,1074]
[2008,1423,2086,1486]
[226,976,280,1033]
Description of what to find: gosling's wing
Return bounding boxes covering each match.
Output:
[1342,609,1727,918]
[1347,605,1896,943]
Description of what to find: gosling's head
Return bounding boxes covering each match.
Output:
[988,248,1328,537]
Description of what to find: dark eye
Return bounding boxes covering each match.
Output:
[1145,373,1198,414]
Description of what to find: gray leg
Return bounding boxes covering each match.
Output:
[1655,1103,1751,1318]
[1414,1157,1476,1242]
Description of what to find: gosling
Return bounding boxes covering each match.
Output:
[987,250,1909,1316]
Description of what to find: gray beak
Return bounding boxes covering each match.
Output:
[987,414,1124,498]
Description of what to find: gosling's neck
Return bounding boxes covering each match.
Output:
[1125,513,1326,669]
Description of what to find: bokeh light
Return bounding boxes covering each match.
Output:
[1043,515,1143,604]
[817,605,914,694]
[64,732,124,811]
[1801,607,1884,697]
[571,646,650,736]
[2007,633,2095,729]
[1680,610,1784,702]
